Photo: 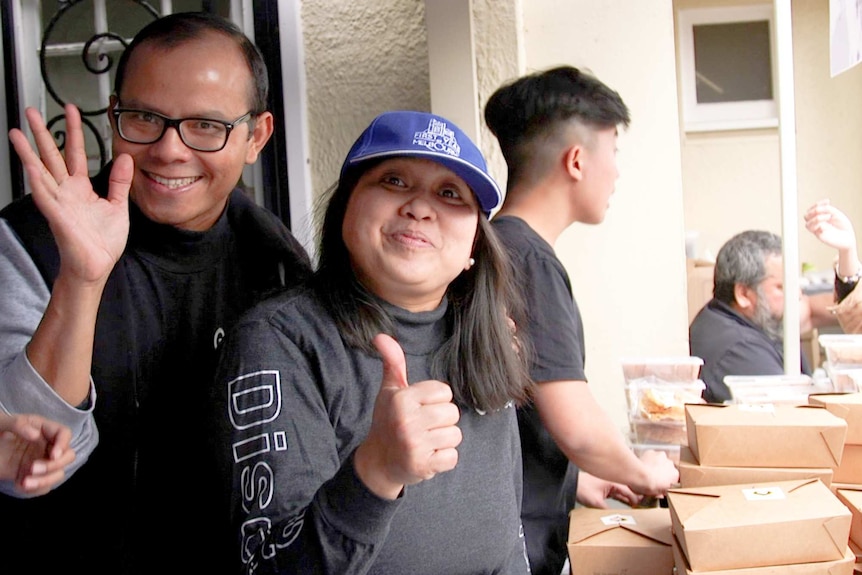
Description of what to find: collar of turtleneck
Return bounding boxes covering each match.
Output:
[127,195,233,272]
[377,296,450,356]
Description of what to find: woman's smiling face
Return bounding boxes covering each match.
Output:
[342,157,480,312]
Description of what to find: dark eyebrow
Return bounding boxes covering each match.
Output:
[117,100,232,121]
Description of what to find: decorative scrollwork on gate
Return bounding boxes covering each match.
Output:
[40,0,160,168]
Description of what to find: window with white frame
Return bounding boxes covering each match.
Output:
[678,4,778,132]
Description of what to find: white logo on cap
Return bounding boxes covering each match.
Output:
[414,119,460,157]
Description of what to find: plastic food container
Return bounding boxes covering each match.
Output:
[631,419,688,445]
[723,374,823,406]
[625,378,706,422]
[620,356,703,383]
[818,334,862,367]
[824,362,862,393]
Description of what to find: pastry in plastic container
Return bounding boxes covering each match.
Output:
[626,381,705,445]
[625,378,706,422]
[819,334,862,367]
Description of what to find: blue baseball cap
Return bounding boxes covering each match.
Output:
[340,110,502,215]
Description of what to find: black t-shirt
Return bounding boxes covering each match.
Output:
[493,215,586,575]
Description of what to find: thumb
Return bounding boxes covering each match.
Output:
[373,333,409,390]
[107,153,133,206]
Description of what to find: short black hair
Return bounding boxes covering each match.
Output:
[114,12,269,114]
[484,66,630,188]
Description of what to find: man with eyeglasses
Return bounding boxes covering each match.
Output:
[0,12,310,574]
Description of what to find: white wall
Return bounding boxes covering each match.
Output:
[792,0,862,271]
[676,0,862,271]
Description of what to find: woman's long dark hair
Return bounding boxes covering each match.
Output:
[312,163,533,412]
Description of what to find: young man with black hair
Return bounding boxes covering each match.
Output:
[485,66,679,575]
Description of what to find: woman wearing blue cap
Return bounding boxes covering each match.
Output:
[211,111,533,574]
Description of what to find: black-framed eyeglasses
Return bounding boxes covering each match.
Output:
[111,108,255,152]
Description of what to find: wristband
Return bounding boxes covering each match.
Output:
[835,262,862,285]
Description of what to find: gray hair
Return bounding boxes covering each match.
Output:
[713,230,782,304]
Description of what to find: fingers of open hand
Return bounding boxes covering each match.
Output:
[8,129,61,200]
[23,107,73,180]
[60,104,89,176]
[28,105,88,177]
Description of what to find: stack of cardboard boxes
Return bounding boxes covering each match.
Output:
[573,283,862,571]
[809,392,862,572]
[622,357,705,466]
[565,363,862,574]
[670,403,854,574]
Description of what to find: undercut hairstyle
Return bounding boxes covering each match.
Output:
[713,230,783,305]
[312,162,534,412]
[484,65,630,189]
[114,11,269,115]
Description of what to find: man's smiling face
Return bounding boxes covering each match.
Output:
[111,31,271,231]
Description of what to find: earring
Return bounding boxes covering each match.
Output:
[465,257,476,270]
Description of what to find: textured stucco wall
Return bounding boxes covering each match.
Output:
[301,0,431,214]
[472,0,523,192]
[301,0,523,203]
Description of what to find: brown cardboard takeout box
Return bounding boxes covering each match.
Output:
[836,487,862,549]
[685,403,847,468]
[678,446,834,488]
[809,393,862,444]
[672,536,855,575]
[835,445,862,484]
[566,507,673,575]
[668,478,851,571]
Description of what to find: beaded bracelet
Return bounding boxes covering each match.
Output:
[835,262,862,285]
